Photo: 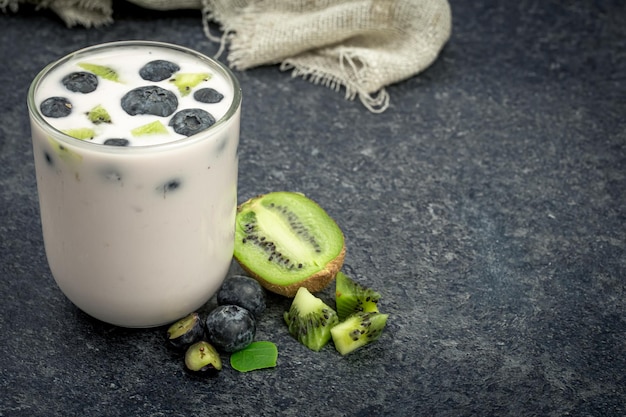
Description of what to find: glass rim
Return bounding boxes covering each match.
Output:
[27,40,242,154]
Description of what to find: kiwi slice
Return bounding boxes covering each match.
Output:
[335,271,381,321]
[78,62,121,82]
[284,287,339,351]
[131,120,169,136]
[169,73,211,96]
[86,104,112,124]
[62,128,96,140]
[330,311,388,356]
[233,191,346,297]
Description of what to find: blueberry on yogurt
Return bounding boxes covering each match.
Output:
[193,88,224,104]
[103,138,130,146]
[62,71,98,93]
[169,108,215,137]
[40,97,72,118]
[121,86,178,117]
[139,60,180,82]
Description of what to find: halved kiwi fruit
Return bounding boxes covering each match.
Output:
[284,287,339,351]
[233,191,346,297]
[335,271,381,321]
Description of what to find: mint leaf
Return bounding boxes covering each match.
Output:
[230,341,278,372]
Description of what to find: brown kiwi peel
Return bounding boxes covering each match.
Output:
[233,192,346,297]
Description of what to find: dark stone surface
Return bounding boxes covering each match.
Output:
[1,1,625,416]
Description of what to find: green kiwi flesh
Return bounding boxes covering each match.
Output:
[335,271,381,321]
[169,72,211,96]
[330,311,388,355]
[234,191,346,297]
[284,287,339,351]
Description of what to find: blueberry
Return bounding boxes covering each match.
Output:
[139,60,180,82]
[169,108,215,137]
[43,151,54,167]
[103,138,130,146]
[40,97,72,118]
[205,305,256,352]
[193,88,224,104]
[217,275,266,318]
[156,178,182,198]
[62,71,98,93]
[121,86,178,117]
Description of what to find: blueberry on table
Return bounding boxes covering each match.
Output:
[62,71,98,93]
[217,275,266,318]
[40,96,72,118]
[167,312,205,351]
[103,138,130,146]
[169,108,215,137]
[139,60,180,82]
[121,86,178,117]
[193,88,224,104]
[205,305,256,353]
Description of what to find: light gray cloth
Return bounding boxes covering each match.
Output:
[2,0,452,113]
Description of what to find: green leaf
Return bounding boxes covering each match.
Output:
[230,341,278,372]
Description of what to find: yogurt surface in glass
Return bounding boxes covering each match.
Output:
[28,41,241,327]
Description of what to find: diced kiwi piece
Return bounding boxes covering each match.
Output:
[131,120,169,136]
[78,62,121,83]
[169,72,211,96]
[335,271,381,321]
[331,311,388,355]
[184,340,222,373]
[63,128,96,140]
[284,287,339,351]
[86,104,112,124]
[47,138,82,164]
[166,312,205,351]
[234,191,346,297]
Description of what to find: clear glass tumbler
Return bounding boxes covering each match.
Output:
[27,41,241,327]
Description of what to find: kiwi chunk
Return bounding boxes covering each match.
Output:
[78,62,121,83]
[86,104,112,124]
[331,312,388,355]
[284,287,339,351]
[234,191,346,297]
[131,120,168,136]
[169,72,211,96]
[335,271,381,321]
[63,128,96,140]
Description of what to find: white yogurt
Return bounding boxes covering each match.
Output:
[28,41,241,327]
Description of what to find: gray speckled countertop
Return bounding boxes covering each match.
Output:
[1,1,625,416]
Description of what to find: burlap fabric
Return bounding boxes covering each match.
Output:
[2,0,451,113]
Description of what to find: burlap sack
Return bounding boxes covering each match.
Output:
[201,0,451,112]
[3,0,451,112]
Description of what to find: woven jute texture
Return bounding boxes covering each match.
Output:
[202,0,452,112]
[2,0,451,112]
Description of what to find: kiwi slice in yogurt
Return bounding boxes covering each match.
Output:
[63,128,96,140]
[234,191,346,297]
[131,120,168,136]
[169,73,211,96]
[86,105,112,124]
[78,62,121,83]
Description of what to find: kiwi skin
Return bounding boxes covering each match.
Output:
[238,245,345,298]
[234,192,346,297]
